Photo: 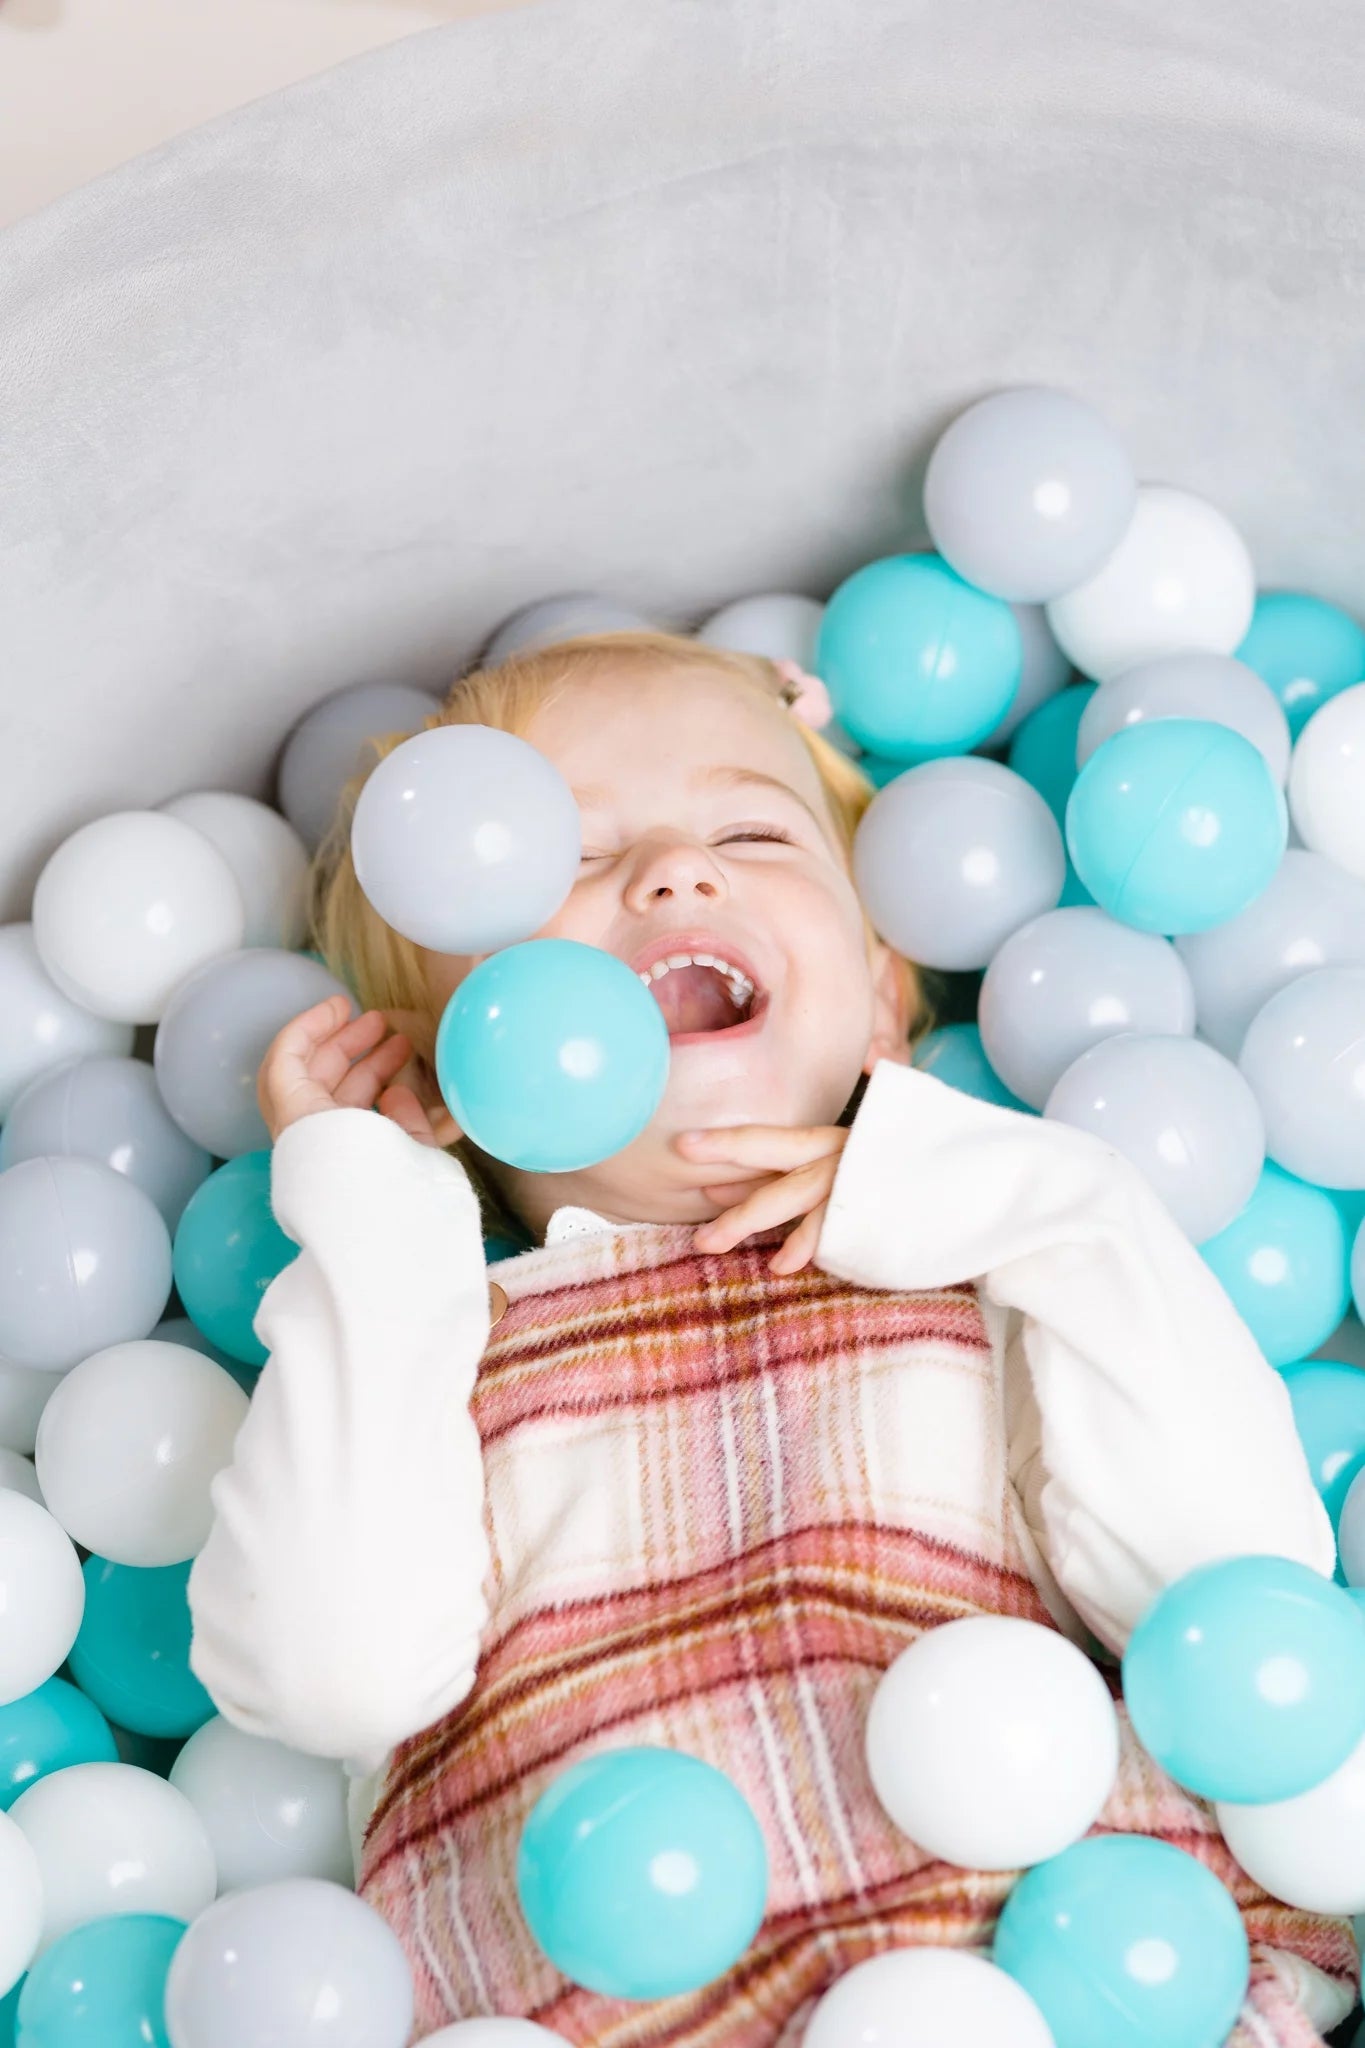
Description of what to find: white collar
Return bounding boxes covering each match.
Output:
[542,1204,617,1246]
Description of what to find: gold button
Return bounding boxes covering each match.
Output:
[488,1280,508,1328]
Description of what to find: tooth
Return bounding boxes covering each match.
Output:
[665,954,693,970]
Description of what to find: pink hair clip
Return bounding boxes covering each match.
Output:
[774,659,834,731]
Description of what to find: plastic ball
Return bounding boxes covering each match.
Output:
[1356,1220,1365,1325]
[992,1834,1249,2048]
[1044,484,1256,683]
[0,926,134,1122]
[436,941,670,1172]
[153,949,355,1159]
[1338,1466,1365,1587]
[1278,1359,1365,1549]
[1199,1165,1351,1367]
[1044,1033,1264,1243]
[11,1763,213,1956]
[0,1812,42,1995]
[804,1946,1055,2048]
[160,790,310,951]
[1008,683,1097,823]
[163,1878,414,2048]
[1066,719,1286,934]
[0,1365,63,1461]
[169,1718,353,1893]
[150,1318,255,1397]
[34,1341,247,1568]
[1174,849,1365,1060]
[1077,652,1291,784]
[1121,1554,1365,1802]
[980,603,1073,747]
[0,1494,83,1707]
[1238,967,1365,1189]
[68,1557,215,1741]
[16,1911,184,2047]
[924,385,1137,603]
[483,594,655,665]
[1238,590,1365,739]
[978,906,1195,1111]
[852,757,1064,970]
[277,680,441,851]
[31,813,246,1026]
[0,1453,42,1507]
[817,554,1022,760]
[0,1056,211,1233]
[865,1616,1119,1869]
[350,725,581,954]
[1288,681,1365,879]
[171,1153,296,1369]
[697,593,823,668]
[1217,1724,1365,1916]
[516,1747,768,2000]
[0,1678,117,1813]
[911,1023,1032,1113]
[421,2028,571,2047]
[0,1157,171,1377]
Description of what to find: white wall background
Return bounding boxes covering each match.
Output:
[0,0,524,227]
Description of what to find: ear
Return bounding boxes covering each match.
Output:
[862,938,915,1074]
[384,1007,463,1147]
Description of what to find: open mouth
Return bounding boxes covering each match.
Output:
[636,952,769,1042]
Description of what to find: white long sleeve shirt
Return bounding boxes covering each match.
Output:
[188,1059,1334,1788]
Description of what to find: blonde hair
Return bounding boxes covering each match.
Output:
[306,632,928,1233]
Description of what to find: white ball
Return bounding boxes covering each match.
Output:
[169,1717,354,1893]
[803,1946,1056,2048]
[0,924,134,1119]
[0,1810,42,1995]
[483,594,655,665]
[866,1616,1118,1870]
[422,2027,572,2046]
[0,1359,63,1458]
[0,1449,43,1507]
[11,1761,216,1954]
[1289,682,1365,880]
[1045,485,1256,683]
[32,812,247,1024]
[161,791,311,951]
[1077,652,1291,785]
[0,1492,84,1704]
[697,593,824,669]
[1217,1729,1365,1914]
[35,1340,248,1566]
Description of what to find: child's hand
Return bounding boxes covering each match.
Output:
[676,1124,849,1273]
[258,996,448,1148]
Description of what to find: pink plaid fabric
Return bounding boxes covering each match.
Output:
[357,1221,1359,2044]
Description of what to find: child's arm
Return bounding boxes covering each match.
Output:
[187,1107,491,1771]
[815,1058,1336,1655]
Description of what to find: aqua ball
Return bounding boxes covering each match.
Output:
[1199,1166,1351,1367]
[67,1557,216,1740]
[1237,591,1365,739]
[1122,1554,1365,1802]
[16,1912,184,2047]
[0,1976,16,2047]
[1008,682,1098,825]
[1279,1359,1365,1550]
[171,1152,295,1369]
[912,1023,1033,1113]
[516,1746,769,1999]
[817,555,1022,762]
[992,1835,1248,2048]
[1066,719,1287,934]
[436,940,670,1172]
[0,1677,117,1812]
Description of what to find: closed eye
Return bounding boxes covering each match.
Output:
[579,825,795,861]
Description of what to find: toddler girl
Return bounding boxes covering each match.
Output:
[189,633,1356,2045]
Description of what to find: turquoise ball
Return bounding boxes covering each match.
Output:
[16,1914,184,2048]
[171,1152,295,1369]
[912,1023,1033,1114]
[1199,1164,1351,1367]
[67,1558,216,1741]
[1237,590,1365,739]
[0,1678,117,1812]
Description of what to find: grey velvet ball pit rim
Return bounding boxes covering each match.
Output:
[1,0,1364,921]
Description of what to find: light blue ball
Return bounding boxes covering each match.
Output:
[516,1747,769,2000]
[1237,591,1365,739]
[1279,1358,1365,1550]
[171,1153,296,1370]
[1066,719,1287,934]
[0,1677,117,1812]
[0,1977,17,2048]
[436,940,670,1172]
[1122,1553,1365,1801]
[1009,684,1099,909]
[16,1913,184,2047]
[992,1835,1248,2048]
[817,555,1022,762]
[1199,1164,1351,1366]
[1354,1217,1365,1325]
[911,1023,1033,1114]
[67,1558,216,1741]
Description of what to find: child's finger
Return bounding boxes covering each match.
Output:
[332,1031,413,1109]
[270,994,361,1062]
[693,1159,833,1254]
[376,1083,441,1148]
[676,1124,846,1173]
[768,1202,827,1275]
[305,1008,392,1086]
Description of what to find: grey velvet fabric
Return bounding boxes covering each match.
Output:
[1,0,1362,918]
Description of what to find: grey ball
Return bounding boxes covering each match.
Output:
[0,1055,211,1230]
[277,681,442,851]
[0,1156,172,1374]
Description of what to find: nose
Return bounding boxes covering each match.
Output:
[622,833,729,908]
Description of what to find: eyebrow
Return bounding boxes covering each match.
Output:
[572,764,829,834]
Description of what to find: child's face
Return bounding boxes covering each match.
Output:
[421,662,910,1228]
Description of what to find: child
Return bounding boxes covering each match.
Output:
[189,633,1357,2045]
